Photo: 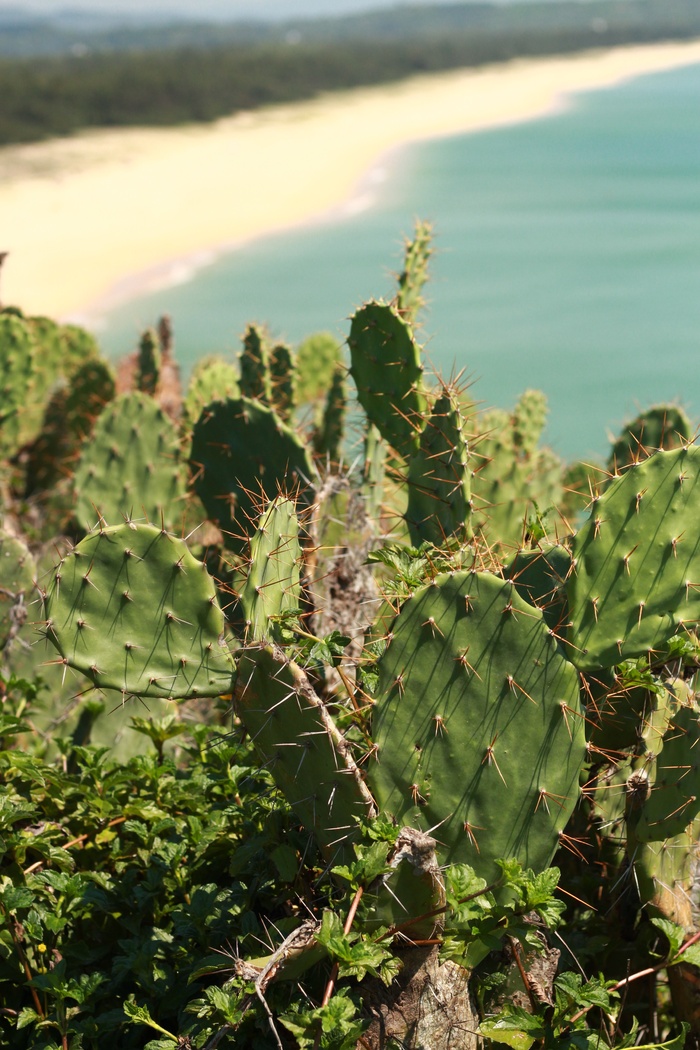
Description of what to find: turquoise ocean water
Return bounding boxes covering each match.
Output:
[94,60,700,462]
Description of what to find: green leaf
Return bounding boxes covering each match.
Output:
[678,943,700,968]
[651,917,684,959]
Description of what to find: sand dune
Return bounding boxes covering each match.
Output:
[1,38,700,320]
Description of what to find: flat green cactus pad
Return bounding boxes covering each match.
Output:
[368,570,585,883]
[349,301,427,460]
[44,523,234,699]
[568,445,700,671]
[234,644,374,863]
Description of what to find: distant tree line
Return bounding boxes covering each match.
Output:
[0,1,699,146]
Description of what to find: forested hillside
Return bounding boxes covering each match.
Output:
[0,0,699,145]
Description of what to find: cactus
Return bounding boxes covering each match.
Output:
[135,327,161,396]
[0,312,38,459]
[471,395,563,550]
[239,324,272,404]
[73,391,187,531]
[43,522,234,699]
[295,331,342,407]
[349,301,428,461]
[312,362,346,462]
[239,496,302,643]
[269,343,296,423]
[608,404,692,474]
[183,355,240,429]
[0,530,36,652]
[367,570,586,884]
[567,445,700,672]
[405,388,472,548]
[234,642,375,862]
[503,543,571,635]
[396,219,433,326]
[361,423,387,526]
[26,358,116,496]
[190,396,315,554]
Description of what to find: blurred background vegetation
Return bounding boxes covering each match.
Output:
[0,0,699,146]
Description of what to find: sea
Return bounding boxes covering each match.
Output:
[93,59,700,464]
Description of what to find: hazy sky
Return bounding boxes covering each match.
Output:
[0,0,572,21]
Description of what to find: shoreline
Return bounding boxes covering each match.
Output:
[2,37,700,321]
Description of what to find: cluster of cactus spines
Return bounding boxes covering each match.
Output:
[584,665,653,755]
[0,529,36,651]
[183,355,240,428]
[621,681,700,930]
[405,387,472,548]
[567,444,700,672]
[43,522,234,699]
[395,219,433,325]
[73,392,187,531]
[348,301,428,462]
[239,496,302,643]
[234,643,375,862]
[503,543,571,635]
[368,570,586,884]
[135,327,161,397]
[239,324,273,404]
[190,396,315,554]
[312,363,347,461]
[608,404,693,474]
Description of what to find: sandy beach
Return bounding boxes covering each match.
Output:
[1,37,700,320]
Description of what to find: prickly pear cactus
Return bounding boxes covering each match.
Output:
[26,358,116,495]
[73,392,187,530]
[503,544,571,635]
[183,355,240,429]
[608,404,692,474]
[269,343,296,423]
[190,396,315,554]
[234,643,374,862]
[239,496,302,643]
[239,324,272,404]
[0,530,35,651]
[396,220,433,325]
[567,445,700,672]
[295,332,342,406]
[368,570,586,884]
[44,523,234,699]
[349,301,427,461]
[471,395,562,550]
[0,312,38,459]
[135,327,161,397]
[405,389,472,548]
[312,363,346,462]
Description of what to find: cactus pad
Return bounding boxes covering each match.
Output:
[234,643,374,861]
[405,390,472,547]
[44,523,234,699]
[73,392,186,530]
[368,570,585,883]
[567,445,700,671]
[349,301,427,460]
[190,396,314,553]
[239,497,302,643]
